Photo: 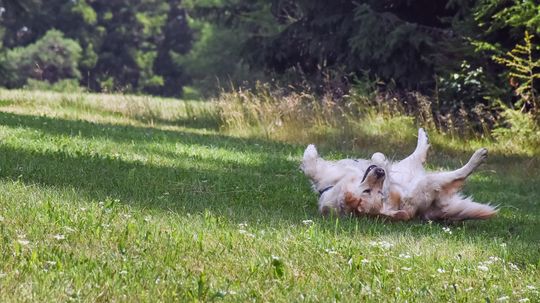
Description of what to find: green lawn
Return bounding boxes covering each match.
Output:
[0,89,538,302]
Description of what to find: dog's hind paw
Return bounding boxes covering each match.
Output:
[471,148,488,165]
[303,144,318,159]
[418,128,429,146]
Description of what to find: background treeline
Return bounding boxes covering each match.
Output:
[0,1,539,118]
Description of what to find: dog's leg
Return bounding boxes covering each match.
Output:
[393,128,430,172]
[428,148,488,196]
[395,148,489,221]
[412,128,430,164]
[301,145,336,185]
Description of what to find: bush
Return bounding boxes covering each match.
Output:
[492,107,540,154]
[2,29,82,88]
[24,79,84,93]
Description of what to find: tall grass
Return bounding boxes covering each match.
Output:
[214,85,540,155]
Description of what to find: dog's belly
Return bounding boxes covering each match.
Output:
[389,169,426,194]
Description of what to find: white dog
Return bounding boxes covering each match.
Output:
[301,129,497,221]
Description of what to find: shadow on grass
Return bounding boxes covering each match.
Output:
[0,111,538,251]
[0,142,311,222]
[0,111,295,155]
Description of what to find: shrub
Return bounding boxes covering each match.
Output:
[2,29,82,88]
[24,79,84,93]
[492,107,540,154]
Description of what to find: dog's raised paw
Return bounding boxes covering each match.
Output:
[303,144,318,159]
[418,128,429,145]
[371,152,387,165]
[472,148,488,162]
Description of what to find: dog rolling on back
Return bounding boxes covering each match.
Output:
[301,129,498,221]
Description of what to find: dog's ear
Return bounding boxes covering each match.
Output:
[344,192,363,213]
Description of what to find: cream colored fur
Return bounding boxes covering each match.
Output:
[301,129,498,221]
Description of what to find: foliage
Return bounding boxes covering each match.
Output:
[24,79,84,93]
[0,0,540,136]
[0,0,192,96]
[492,106,540,153]
[493,31,540,114]
[234,0,462,91]
[1,29,82,88]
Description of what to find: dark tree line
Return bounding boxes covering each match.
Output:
[0,0,191,96]
[0,0,538,108]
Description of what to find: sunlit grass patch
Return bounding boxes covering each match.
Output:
[0,89,538,301]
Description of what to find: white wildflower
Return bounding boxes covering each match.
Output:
[17,239,30,246]
[500,243,507,247]
[442,227,452,234]
[437,268,446,273]
[526,285,536,290]
[324,248,337,255]
[508,262,519,271]
[477,265,489,271]
[497,296,509,302]
[0,215,4,222]
[518,299,529,303]
[464,287,474,292]
[302,219,314,226]
[361,259,369,264]
[52,234,65,240]
[399,253,411,259]
[119,270,128,275]
[369,240,393,250]
[386,269,394,273]
[238,223,248,228]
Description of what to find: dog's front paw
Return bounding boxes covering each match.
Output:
[371,152,387,165]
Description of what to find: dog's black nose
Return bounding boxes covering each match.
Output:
[374,168,385,178]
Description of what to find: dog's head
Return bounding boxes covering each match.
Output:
[343,165,386,215]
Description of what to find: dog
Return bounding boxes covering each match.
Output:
[301,128,497,221]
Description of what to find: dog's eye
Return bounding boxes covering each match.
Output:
[363,189,371,194]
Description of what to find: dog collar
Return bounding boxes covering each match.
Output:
[318,186,334,196]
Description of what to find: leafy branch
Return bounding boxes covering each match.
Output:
[493,31,540,114]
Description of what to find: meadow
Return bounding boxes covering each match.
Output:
[0,89,538,302]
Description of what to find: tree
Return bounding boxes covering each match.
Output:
[152,0,192,96]
[0,0,193,96]
[239,0,462,91]
[1,29,82,87]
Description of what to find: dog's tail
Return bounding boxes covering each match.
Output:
[301,144,319,178]
[441,194,498,221]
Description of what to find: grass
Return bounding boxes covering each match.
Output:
[0,88,539,302]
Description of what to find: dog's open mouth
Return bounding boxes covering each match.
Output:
[361,165,385,182]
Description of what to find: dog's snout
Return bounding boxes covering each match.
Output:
[374,168,385,178]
